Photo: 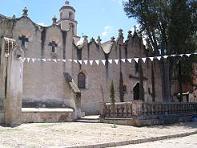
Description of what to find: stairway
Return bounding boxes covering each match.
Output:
[76,115,100,123]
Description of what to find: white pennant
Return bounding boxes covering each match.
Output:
[149,57,154,61]
[180,54,184,57]
[89,60,94,65]
[21,58,26,63]
[127,59,132,63]
[37,58,41,61]
[42,59,46,62]
[62,59,66,63]
[101,60,106,65]
[171,54,176,57]
[78,60,82,64]
[69,59,73,62]
[134,58,139,63]
[27,58,30,63]
[47,59,51,62]
[73,60,77,63]
[53,59,57,63]
[142,58,146,63]
[157,56,161,60]
[32,58,36,63]
[95,60,100,65]
[186,54,191,57]
[121,59,126,63]
[114,59,119,64]
[163,55,168,59]
[83,60,88,65]
[108,59,113,64]
[57,59,61,62]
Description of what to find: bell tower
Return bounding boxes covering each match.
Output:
[59,1,77,35]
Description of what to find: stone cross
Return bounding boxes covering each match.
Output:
[49,41,58,53]
[19,35,29,47]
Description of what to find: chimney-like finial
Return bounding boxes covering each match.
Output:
[118,29,123,37]
[52,16,57,25]
[23,7,28,17]
[65,0,70,5]
[97,36,102,43]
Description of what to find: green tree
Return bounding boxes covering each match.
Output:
[123,0,197,101]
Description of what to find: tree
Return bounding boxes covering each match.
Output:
[123,0,197,101]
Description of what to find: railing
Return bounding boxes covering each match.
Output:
[102,101,197,118]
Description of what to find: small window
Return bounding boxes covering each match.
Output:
[78,72,86,89]
[69,12,74,20]
[135,62,139,73]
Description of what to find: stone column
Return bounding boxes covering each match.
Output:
[4,47,24,127]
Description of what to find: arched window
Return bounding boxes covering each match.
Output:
[69,12,74,20]
[78,72,86,89]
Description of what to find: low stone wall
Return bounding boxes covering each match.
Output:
[101,101,197,126]
[22,108,74,123]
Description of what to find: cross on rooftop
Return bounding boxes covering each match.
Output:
[19,35,29,47]
[49,41,58,53]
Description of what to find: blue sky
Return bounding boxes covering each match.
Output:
[0,0,137,42]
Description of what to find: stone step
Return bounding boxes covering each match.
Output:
[76,115,100,123]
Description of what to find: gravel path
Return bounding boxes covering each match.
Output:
[0,122,196,147]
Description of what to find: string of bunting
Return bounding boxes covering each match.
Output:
[19,52,197,66]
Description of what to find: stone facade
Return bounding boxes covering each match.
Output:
[0,0,196,122]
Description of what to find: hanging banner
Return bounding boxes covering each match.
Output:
[53,59,57,63]
[134,58,139,63]
[127,59,132,63]
[157,56,161,60]
[114,59,119,64]
[121,59,126,63]
[101,60,106,65]
[108,59,113,64]
[163,55,168,59]
[95,60,100,65]
[32,58,36,63]
[78,60,82,64]
[142,58,146,63]
[149,57,154,61]
[27,58,30,63]
[83,60,88,65]
[89,60,94,65]
[42,59,46,62]
[62,59,66,63]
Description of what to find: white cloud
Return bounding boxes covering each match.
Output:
[111,0,124,5]
[101,26,113,37]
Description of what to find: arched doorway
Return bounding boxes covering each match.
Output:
[133,83,140,100]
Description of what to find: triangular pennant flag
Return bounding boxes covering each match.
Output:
[89,60,94,65]
[108,59,113,64]
[127,59,132,63]
[134,58,139,63]
[149,57,154,61]
[180,54,184,57]
[185,54,191,57]
[37,58,41,61]
[163,55,168,59]
[171,54,176,57]
[193,53,197,55]
[21,58,26,63]
[47,59,51,62]
[114,59,119,64]
[53,59,57,63]
[62,59,66,63]
[78,60,82,64]
[27,58,30,63]
[32,58,36,63]
[69,59,73,62]
[83,60,88,65]
[121,59,126,63]
[95,60,100,65]
[57,59,61,62]
[157,56,161,60]
[101,60,106,65]
[42,58,46,62]
[142,58,146,63]
[73,60,78,63]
